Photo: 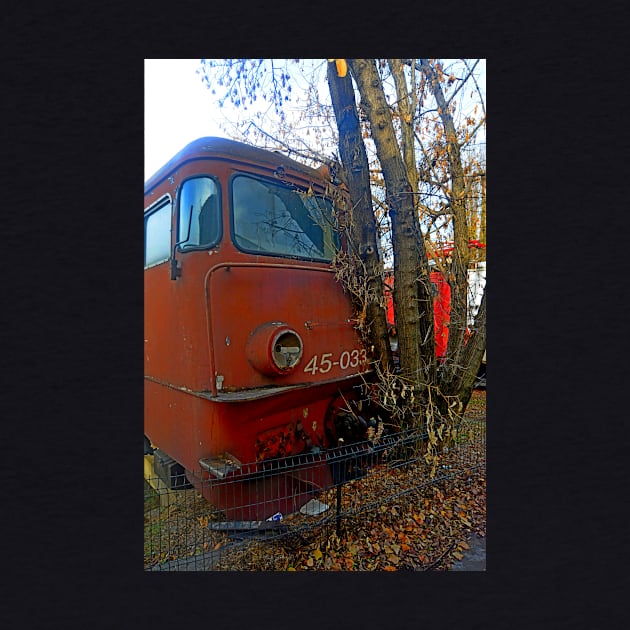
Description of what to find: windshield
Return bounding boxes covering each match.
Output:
[231,174,339,261]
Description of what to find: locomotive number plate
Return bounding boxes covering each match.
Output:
[302,349,368,375]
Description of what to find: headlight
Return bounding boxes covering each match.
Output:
[246,322,303,376]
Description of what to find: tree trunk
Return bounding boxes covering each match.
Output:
[480,173,486,252]
[456,289,486,410]
[348,59,436,418]
[388,59,419,203]
[326,63,393,375]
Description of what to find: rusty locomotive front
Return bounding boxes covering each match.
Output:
[144,137,382,519]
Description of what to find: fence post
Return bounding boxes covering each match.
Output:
[335,482,342,536]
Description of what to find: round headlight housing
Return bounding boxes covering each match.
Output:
[246,322,303,376]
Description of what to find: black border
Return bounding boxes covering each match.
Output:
[6,5,627,628]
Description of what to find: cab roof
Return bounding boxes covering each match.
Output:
[144,136,330,194]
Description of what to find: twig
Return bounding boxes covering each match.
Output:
[423,541,456,571]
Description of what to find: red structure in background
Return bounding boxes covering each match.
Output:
[384,271,451,360]
[384,240,485,362]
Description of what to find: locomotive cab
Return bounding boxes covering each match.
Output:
[144,137,379,519]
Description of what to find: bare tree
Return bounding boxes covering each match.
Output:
[343,59,437,424]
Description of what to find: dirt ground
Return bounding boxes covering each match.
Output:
[464,388,486,421]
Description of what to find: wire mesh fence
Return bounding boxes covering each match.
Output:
[144,416,485,571]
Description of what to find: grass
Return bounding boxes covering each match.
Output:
[144,480,160,512]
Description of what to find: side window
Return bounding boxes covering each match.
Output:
[178,177,220,249]
[144,200,172,268]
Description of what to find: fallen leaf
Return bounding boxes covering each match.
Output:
[458,514,472,527]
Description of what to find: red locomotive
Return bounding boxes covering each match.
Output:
[144,137,381,519]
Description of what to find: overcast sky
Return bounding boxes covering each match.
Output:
[144,59,228,181]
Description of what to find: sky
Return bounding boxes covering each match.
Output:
[144,59,334,181]
[144,59,228,182]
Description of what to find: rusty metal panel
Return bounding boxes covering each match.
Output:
[207,263,367,392]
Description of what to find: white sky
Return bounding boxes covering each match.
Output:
[144,59,229,181]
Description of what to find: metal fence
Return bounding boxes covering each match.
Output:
[144,417,485,571]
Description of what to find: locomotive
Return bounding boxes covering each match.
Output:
[144,137,384,519]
